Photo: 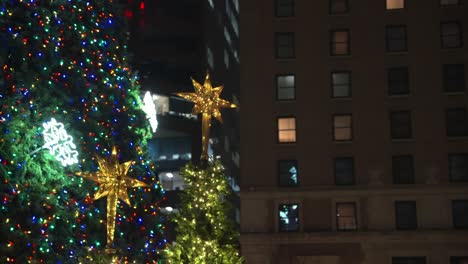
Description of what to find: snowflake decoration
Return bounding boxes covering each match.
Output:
[142,91,158,133]
[42,118,79,166]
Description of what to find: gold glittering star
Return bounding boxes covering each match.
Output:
[175,71,237,161]
[75,147,148,247]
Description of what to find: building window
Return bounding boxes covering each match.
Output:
[275,0,294,17]
[278,117,296,143]
[334,157,354,185]
[451,256,468,264]
[447,108,468,137]
[333,114,352,141]
[449,154,468,182]
[441,0,459,5]
[393,155,414,184]
[336,202,357,231]
[452,200,468,229]
[390,111,412,139]
[386,0,405,10]
[279,160,298,186]
[441,22,463,48]
[279,203,299,231]
[331,71,351,98]
[330,0,349,14]
[386,25,407,52]
[392,257,426,264]
[275,32,295,59]
[443,64,465,93]
[330,30,350,56]
[276,74,295,100]
[395,201,417,230]
[388,67,409,95]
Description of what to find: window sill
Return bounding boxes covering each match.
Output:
[334,140,353,144]
[275,58,296,63]
[274,16,296,20]
[391,138,415,143]
[331,97,352,101]
[448,136,468,140]
[443,91,465,95]
[329,13,350,16]
[389,94,410,98]
[329,54,352,59]
[441,47,463,51]
[386,51,408,55]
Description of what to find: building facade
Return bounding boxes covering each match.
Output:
[240,0,468,263]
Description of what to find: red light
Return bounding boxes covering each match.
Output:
[124,9,133,18]
[140,1,145,10]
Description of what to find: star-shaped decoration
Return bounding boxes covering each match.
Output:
[75,146,148,247]
[175,71,237,160]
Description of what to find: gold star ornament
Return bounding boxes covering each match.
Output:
[75,147,148,248]
[175,71,237,161]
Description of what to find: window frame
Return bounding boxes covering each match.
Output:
[443,64,465,93]
[278,159,299,187]
[334,157,355,185]
[395,201,418,230]
[331,71,352,98]
[336,202,358,231]
[277,116,297,144]
[440,0,460,6]
[276,74,296,101]
[386,0,405,10]
[386,25,408,52]
[275,0,295,17]
[390,110,412,140]
[452,200,468,229]
[446,108,468,137]
[330,29,350,56]
[450,256,468,264]
[449,153,468,182]
[441,21,463,49]
[329,0,350,15]
[278,203,300,232]
[275,32,295,59]
[388,66,410,96]
[333,114,353,141]
[392,257,427,264]
[392,155,415,184]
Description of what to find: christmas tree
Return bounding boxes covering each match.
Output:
[0,0,165,263]
[163,73,242,263]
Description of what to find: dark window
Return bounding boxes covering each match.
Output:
[279,160,298,186]
[441,0,460,5]
[441,22,462,48]
[386,0,405,10]
[392,257,426,264]
[446,108,468,137]
[279,203,299,231]
[443,64,465,93]
[331,71,351,98]
[388,67,409,95]
[453,200,468,229]
[275,0,294,17]
[331,30,350,56]
[335,157,354,185]
[449,154,468,182]
[395,201,417,230]
[275,32,295,59]
[390,111,412,139]
[451,256,468,264]
[386,25,407,52]
[330,0,349,14]
[393,155,414,184]
[333,114,352,141]
[276,74,295,100]
[336,202,357,230]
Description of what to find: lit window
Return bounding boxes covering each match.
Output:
[331,30,350,56]
[331,71,351,98]
[451,256,468,264]
[278,117,296,143]
[275,32,295,59]
[441,22,462,49]
[386,25,407,52]
[386,0,405,10]
[392,257,426,264]
[390,111,412,139]
[279,160,298,186]
[388,67,409,95]
[333,114,352,141]
[275,0,294,17]
[278,203,299,231]
[334,157,354,185]
[392,155,414,184]
[336,203,357,230]
[449,154,468,182]
[330,0,349,14]
[446,108,468,137]
[276,74,295,100]
[441,0,459,5]
[443,64,465,93]
[395,201,417,230]
[452,200,468,229]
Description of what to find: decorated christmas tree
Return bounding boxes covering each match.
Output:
[163,73,242,263]
[0,0,166,263]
